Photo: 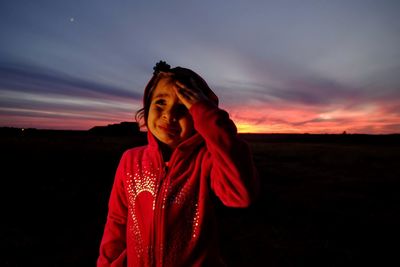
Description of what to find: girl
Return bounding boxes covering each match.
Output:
[97,61,259,267]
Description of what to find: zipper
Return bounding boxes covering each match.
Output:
[151,148,179,266]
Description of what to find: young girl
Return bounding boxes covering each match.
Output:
[97,61,259,267]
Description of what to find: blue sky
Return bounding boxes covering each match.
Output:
[1,0,399,133]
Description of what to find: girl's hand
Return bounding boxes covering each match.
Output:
[174,78,209,110]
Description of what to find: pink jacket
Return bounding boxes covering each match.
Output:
[97,101,259,267]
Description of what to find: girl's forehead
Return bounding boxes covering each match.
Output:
[157,76,175,88]
[152,78,176,98]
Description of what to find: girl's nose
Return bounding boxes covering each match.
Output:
[162,110,177,123]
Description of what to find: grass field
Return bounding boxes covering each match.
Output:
[1,130,399,266]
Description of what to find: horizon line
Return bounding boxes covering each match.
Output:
[1,125,399,135]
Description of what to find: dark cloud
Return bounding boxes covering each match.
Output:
[0,95,131,114]
[291,117,350,127]
[219,75,363,107]
[0,62,142,101]
[1,108,108,121]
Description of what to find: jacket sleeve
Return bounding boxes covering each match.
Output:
[190,101,260,207]
[97,151,129,267]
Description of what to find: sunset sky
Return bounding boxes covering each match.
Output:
[1,0,399,133]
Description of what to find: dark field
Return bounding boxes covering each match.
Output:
[1,130,399,266]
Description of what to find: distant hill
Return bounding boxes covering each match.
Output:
[88,121,141,136]
[0,122,143,137]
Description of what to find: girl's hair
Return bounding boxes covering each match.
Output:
[135,61,218,128]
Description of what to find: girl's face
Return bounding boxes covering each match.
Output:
[147,77,195,149]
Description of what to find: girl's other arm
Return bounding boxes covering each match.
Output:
[97,152,129,267]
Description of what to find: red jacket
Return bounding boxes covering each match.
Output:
[97,101,259,267]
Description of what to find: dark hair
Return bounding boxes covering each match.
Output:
[135,61,218,128]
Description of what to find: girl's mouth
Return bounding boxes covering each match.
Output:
[158,124,180,135]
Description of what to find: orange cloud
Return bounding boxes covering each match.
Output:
[226,101,400,134]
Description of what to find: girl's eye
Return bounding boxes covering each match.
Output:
[155,99,166,106]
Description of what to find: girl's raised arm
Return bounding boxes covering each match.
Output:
[190,101,260,207]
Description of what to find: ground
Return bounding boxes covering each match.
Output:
[1,130,399,266]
